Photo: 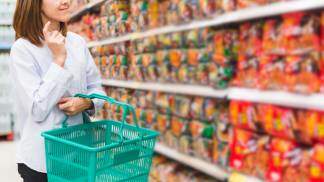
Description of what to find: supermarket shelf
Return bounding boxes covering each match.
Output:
[0,20,12,26]
[70,0,105,20]
[87,0,324,47]
[102,79,324,110]
[102,79,228,98]
[0,43,11,50]
[154,143,228,180]
[228,88,324,111]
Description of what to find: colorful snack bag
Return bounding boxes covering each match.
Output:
[280,12,320,55]
[190,120,214,161]
[237,0,268,9]
[229,101,257,130]
[169,49,185,82]
[309,144,324,182]
[229,128,259,175]
[191,97,205,120]
[173,95,192,118]
[259,105,296,139]
[263,18,283,55]
[212,127,230,167]
[258,55,285,90]
[284,54,321,94]
[267,138,310,182]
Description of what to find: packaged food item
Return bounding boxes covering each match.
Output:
[280,12,320,55]
[171,95,192,118]
[258,55,285,90]
[148,0,160,29]
[263,18,283,55]
[259,104,296,139]
[229,129,259,175]
[234,22,263,87]
[212,130,230,167]
[166,0,181,25]
[190,97,205,120]
[284,54,321,94]
[203,98,217,122]
[229,101,257,130]
[309,144,324,182]
[267,138,310,182]
[296,111,324,144]
[156,112,171,143]
[196,49,210,85]
[237,0,267,9]
[190,120,214,161]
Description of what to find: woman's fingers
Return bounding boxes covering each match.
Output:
[43,21,51,38]
[58,100,73,110]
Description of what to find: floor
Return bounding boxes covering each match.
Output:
[0,141,22,182]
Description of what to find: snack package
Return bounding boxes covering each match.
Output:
[284,54,321,94]
[156,112,171,143]
[229,129,268,176]
[172,95,192,118]
[203,98,217,122]
[267,138,310,182]
[155,93,171,113]
[148,0,160,29]
[234,22,263,87]
[258,104,296,140]
[309,144,324,182]
[280,12,320,55]
[212,127,230,168]
[229,101,257,131]
[190,120,214,161]
[296,110,324,144]
[236,0,267,9]
[169,49,185,82]
[170,117,189,150]
[190,97,205,120]
[258,55,285,90]
[196,49,210,85]
[263,18,283,55]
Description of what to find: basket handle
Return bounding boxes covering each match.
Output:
[62,93,141,143]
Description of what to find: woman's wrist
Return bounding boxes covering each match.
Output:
[83,98,94,111]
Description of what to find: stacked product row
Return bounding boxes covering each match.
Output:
[95,87,324,182]
[89,10,324,94]
[150,155,215,182]
[69,0,298,41]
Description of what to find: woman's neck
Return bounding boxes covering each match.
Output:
[41,15,60,32]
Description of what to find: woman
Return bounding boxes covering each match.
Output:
[10,0,106,181]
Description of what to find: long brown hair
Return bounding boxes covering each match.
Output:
[13,0,67,46]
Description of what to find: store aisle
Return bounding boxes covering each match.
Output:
[0,141,22,182]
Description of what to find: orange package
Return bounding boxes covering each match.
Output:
[284,54,321,94]
[229,101,257,131]
[229,128,269,178]
[280,12,320,55]
[266,138,310,182]
[259,105,296,140]
[309,144,324,182]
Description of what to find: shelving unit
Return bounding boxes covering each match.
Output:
[0,20,11,26]
[87,0,324,48]
[155,143,262,182]
[102,79,324,111]
[228,88,324,111]
[0,43,11,51]
[70,0,105,20]
[77,0,324,181]
[102,79,228,98]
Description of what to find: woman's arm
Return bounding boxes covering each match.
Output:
[10,41,73,122]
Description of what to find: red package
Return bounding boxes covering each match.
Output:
[229,129,269,178]
[301,111,324,144]
[229,101,257,130]
[267,138,310,182]
[259,105,296,140]
[309,144,324,182]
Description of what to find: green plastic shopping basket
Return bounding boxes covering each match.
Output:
[41,93,159,182]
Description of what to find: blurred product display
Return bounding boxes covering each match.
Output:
[68,0,324,181]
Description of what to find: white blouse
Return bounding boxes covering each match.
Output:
[10,32,106,173]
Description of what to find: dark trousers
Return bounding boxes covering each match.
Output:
[18,163,48,182]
